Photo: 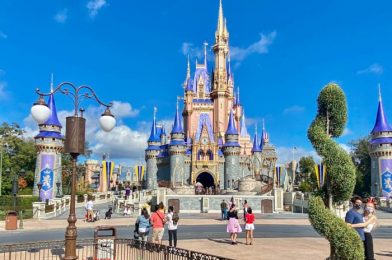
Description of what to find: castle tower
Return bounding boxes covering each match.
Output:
[223,110,240,189]
[145,109,160,190]
[211,0,231,137]
[369,88,392,197]
[169,102,186,187]
[33,77,64,200]
[251,126,262,176]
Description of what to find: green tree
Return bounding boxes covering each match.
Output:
[298,156,318,192]
[307,83,363,259]
[0,122,37,195]
[350,137,371,197]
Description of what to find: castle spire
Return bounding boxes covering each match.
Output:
[216,0,224,37]
[240,110,248,137]
[50,73,54,93]
[260,118,269,147]
[43,74,61,128]
[252,124,262,152]
[148,107,160,142]
[204,41,208,68]
[172,97,183,134]
[226,109,238,135]
[186,54,191,80]
[372,85,392,133]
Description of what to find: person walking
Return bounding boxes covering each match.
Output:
[226,204,242,245]
[348,202,377,260]
[150,202,166,244]
[135,208,150,242]
[85,197,94,222]
[166,206,178,247]
[220,200,228,220]
[245,207,255,245]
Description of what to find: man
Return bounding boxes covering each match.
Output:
[150,202,166,244]
[345,196,365,245]
[220,200,228,220]
[85,197,94,222]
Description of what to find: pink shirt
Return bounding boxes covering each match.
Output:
[151,211,165,229]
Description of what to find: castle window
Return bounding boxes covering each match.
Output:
[197,150,203,160]
[207,150,213,160]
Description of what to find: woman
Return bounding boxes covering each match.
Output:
[226,204,242,245]
[245,207,255,245]
[349,202,377,260]
[135,208,150,242]
[166,206,178,247]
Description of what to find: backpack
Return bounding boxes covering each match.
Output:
[172,212,180,225]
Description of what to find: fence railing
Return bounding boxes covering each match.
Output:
[0,238,232,260]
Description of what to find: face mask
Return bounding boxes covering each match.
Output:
[354,204,362,210]
[365,207,374,213]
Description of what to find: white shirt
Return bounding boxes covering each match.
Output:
[166,212,178,230]
[86,201,93,210]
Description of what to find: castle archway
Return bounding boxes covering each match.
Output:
[196,172,215,188]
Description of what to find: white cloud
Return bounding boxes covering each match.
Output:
[22,101,145,160]
[283,105,305,115]
[180,42,210,62]
[111,101,139,118]
[342,127,353,137]
[339,143,352,153]
[87,0,107,18]
[230,31,276,62]
[0,81,7,100]
[0,31,7,39]
[357,63,383,75]
[54,9,68,23]
[92,125,148,159]
[276,146,321,165]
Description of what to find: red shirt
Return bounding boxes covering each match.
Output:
[151,211,165,229]
[245,213,255,224]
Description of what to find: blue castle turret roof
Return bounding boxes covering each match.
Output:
[371,95,392,134]
[226,110,238,135]
[251,132,262,152]
[147,117,160,143]
[44,93,62,128]
[171,105,183,134]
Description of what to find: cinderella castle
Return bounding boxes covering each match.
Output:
[145,0,278,195]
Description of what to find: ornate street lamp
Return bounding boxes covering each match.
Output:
[37,182,42,202]
[31,82,115,260]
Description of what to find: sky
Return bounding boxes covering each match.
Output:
[0,0,391,166]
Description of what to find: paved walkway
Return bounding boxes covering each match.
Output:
[177,238,392,260]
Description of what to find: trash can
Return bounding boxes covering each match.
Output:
[5,211,18,230]
[94,226,116,260]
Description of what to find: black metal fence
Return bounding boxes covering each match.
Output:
[0,238,232,260]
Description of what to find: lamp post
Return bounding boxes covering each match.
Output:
[31,82,116,260]
[37,182,42,202]
[6,168,25,211]
[374,182,379,197]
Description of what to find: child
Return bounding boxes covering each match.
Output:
[245,207,255,245]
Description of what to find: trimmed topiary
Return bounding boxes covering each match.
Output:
[307,83,363,259]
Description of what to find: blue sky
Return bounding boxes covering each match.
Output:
[0,0,391,164]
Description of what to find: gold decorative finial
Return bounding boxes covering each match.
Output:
[153,106,157,120]
[217,0,224,36]
[378,83,382,102]
[50,73,54,93]
[203,41,208,67]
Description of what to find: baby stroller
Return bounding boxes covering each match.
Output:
[93,209,101,221]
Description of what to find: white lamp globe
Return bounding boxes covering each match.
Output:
[99,108,116,132]
[31,96,51,124]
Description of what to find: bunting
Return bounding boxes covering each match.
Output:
[134,165,145,183]
[102,160,115,190]
[314,164,327,188]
